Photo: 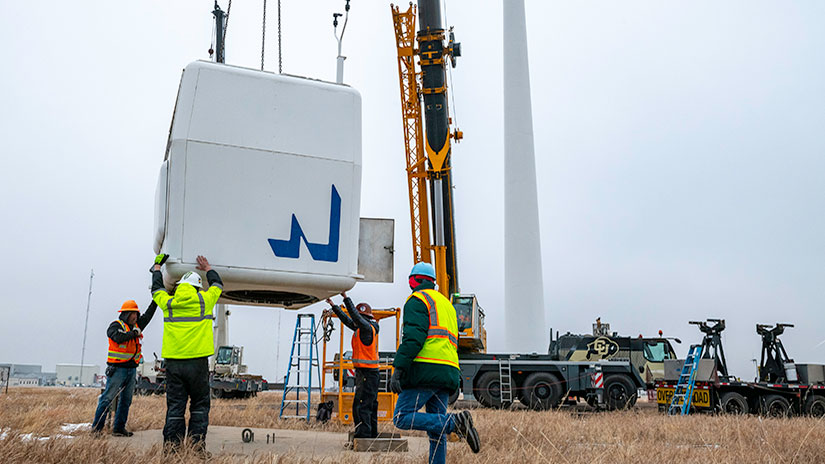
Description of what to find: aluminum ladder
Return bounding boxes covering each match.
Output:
[280,314,321,421]
[499,359,513,405]
[668,344,703,416]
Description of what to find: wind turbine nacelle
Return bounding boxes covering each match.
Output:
[153,61,363,309]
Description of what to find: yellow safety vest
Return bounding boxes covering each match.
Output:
[408,289,460,369]
[152,282,222,359]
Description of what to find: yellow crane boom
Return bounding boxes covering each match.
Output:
[391,4,432,269]
[390,2,485,352]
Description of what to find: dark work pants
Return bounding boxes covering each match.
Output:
[92,366,136,432]
[353,368,380,438]
[163,357,210,447]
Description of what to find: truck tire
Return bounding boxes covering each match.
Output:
[804,395,825,418]
[720,392,748,415]
[760,394,791,417]
[604,374,637,410]
[520,372,562,411]
[474,371,511,409]
[210,388,223,399]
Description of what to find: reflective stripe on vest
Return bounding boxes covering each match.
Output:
[408,289,460,369]
[352,323,379,369]
[164,293,214,323]
[410,291,459,347]
[107,320,142,364]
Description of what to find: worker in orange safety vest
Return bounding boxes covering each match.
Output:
[91,299,157,436]
[326,291,380,438]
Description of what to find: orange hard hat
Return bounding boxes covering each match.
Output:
[119,300,140,312]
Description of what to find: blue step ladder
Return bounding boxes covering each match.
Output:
[280,314,321,421]
[668,345,703,416]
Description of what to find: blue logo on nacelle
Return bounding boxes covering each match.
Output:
[269,184,341,262]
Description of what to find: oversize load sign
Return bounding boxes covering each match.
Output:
[656,387,711,408]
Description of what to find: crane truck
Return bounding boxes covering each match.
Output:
[655,319,825,417]
[389,2,650,411]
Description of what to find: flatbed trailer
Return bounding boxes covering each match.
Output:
[457,353,646,411]
[656,379,825,417]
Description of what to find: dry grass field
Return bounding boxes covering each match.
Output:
[1,387,824,463]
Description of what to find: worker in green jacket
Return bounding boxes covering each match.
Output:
[150,254,222,455]
[391,262,480,463]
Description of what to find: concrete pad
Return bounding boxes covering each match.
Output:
[111,426,430,461]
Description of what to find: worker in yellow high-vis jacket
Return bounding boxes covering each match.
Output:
[391,262,480,464]
[150,254,222,454]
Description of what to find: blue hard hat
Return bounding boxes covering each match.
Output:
[409,262,436,280]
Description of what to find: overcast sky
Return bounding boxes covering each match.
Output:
[1,1,823,383]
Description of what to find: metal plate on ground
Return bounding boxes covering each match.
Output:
[352,437,408,452]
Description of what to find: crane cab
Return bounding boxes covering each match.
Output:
[452,294,486,353]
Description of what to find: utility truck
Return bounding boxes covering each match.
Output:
[136,353,166,396]
[210,345,267,398]
[135,346,267,398]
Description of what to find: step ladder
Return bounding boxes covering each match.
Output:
[280,314,321,421]
[668,344,703,416]
[378,355,392,392]
[498,359,513,405]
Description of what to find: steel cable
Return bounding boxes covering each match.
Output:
[278,0,282,73]
[261,0,267,70]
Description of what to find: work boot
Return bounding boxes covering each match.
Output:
[162,442,180,457]
[453,410,480,453]
[112,429,134,437]
[194,445,212,460]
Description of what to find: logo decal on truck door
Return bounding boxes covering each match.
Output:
[269,185,341,262]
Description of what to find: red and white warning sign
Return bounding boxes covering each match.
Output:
[591,372,604,389]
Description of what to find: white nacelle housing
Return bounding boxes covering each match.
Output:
[154,61,362,308]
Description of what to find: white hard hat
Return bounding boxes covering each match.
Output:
[176,271,202,288]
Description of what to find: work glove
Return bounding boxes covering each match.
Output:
[132,327,142,337]
[390,368,404,394]
[150,253,169,272]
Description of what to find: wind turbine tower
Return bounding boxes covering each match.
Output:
[504,0,547,352]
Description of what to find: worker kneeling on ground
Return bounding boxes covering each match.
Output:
[325,292,380,439]
[391,262,480,463]
[150,254,222,454]
[91,299,158,436]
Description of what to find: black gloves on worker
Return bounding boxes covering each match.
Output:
[390,368,404,394]
[149,253,169,273]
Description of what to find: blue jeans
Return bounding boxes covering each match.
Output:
[92,366,136,432]
[393,388,455,464]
